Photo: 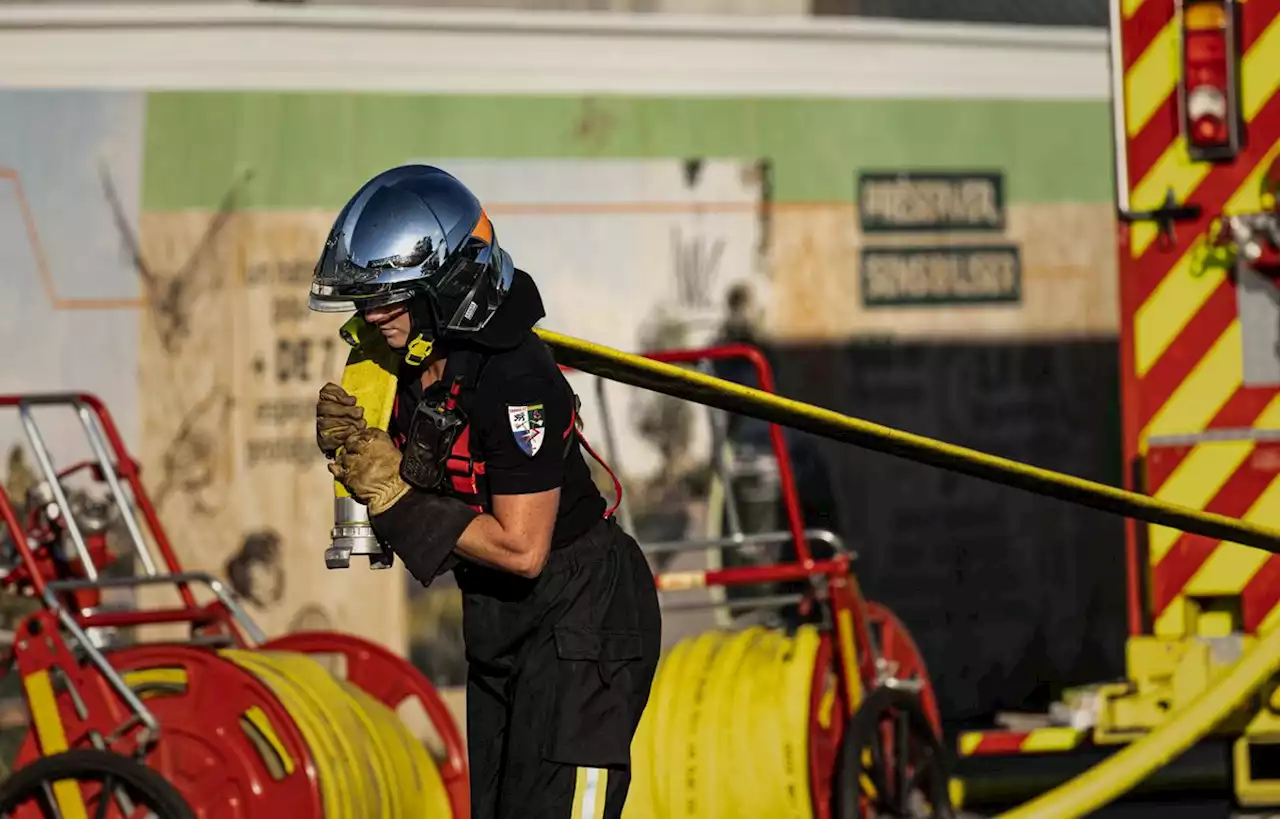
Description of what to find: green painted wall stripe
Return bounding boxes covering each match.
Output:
[143,92,1114,211]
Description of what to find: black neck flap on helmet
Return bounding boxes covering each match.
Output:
[468,268,545,350]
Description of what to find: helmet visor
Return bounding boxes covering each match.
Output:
[307,281,417,314]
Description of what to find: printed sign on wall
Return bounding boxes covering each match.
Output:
[858,171,1006,233]
[860,245,1022,307]
[855,170,1021,309]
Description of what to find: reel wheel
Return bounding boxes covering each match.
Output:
[833,687,953,819]
[93,645,318,819]
[865,601,940,735]
[808,632,847,819]
[0,748,195,819]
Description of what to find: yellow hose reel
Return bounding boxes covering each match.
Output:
[12,640,460,819]
[625,626,833,819]
[220,649,452,819]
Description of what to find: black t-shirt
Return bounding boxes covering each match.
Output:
[391,333,606,550]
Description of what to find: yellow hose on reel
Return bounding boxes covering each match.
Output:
[220,649,453,819]
[625,626,821,819]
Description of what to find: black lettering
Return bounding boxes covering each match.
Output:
[320,337,338,378]
[255,334,341,385]
[282,260,314,285]
[275,338,313,384]
[860,246,1020,307]
[272,297,310,325]
[246,262,272,286]
[255,398,315,425]
[859,173,1004,232]
[246,436,323,468]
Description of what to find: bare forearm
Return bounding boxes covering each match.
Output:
[456,515,548,578]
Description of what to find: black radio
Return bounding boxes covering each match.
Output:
[399,394,466,490]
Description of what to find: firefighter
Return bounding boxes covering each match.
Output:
[309,164,661,819]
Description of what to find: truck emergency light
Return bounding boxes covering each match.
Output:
[1180,0,1242,161]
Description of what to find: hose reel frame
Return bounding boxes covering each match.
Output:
[0,392,469,819]
[562,343,947,819]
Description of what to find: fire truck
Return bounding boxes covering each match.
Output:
[951,0,1280,813]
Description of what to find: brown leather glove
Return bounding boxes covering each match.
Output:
[316,382,366,458]
[329,428,411,515]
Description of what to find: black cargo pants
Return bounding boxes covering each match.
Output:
[456,517,662,819]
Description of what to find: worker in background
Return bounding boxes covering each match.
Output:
[711,284,844,627]
[308,165,661,819]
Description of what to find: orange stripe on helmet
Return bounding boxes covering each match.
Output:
[472,210,494,245]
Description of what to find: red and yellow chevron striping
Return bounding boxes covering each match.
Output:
[1119,0,1280,640]
[957,727,1089,758]
[1149,436,1280,634]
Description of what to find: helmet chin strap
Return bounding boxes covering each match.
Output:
[404,294,438,366]
[405,334,433,366]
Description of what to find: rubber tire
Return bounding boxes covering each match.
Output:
[0,749,196,819]
[833,686,956,819]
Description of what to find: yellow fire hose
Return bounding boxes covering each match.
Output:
[537,328,1280,816]
[994,623,1280,818]
[219,650,452,819]
[331,317,402,522]
[535,329,1280,553]
[624,626,821,819]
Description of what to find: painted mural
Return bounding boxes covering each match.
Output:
[0,90,143,451]
[0,90,150,665]
[0,87,1121,724]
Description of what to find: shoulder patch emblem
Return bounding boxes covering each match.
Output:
[507,404,546,457]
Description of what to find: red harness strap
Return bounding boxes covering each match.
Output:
[394,385,624,518]
[568,406,624,519]
[443,407,624,518]
[444,426,487,513]
[390,392,408,450]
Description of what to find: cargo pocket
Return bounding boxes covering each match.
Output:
[546,625,645,769]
